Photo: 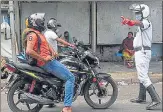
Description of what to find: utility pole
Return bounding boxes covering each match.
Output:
[91,1,97,53]
[9,1,17,62]
[14,1,21,52]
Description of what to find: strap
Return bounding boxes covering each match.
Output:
[25,31,41,53]
[140,19,151,53]
[134,46,151,52]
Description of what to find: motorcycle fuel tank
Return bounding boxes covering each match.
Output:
[60,57,87,72]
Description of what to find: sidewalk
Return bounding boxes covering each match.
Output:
[97,61,162,85]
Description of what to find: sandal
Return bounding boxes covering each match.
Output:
[61,107,72,112]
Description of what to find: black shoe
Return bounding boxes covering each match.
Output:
[130,83,146,104]
[146,84,161,110]
[130,98,146,103]
[146,101,161,110]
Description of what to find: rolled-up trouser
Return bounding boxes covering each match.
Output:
[135,50,152,88]
[41,59,75,107]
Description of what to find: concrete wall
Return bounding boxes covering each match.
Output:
[18,1,162,61]
[20,2,90,44]
[97,1,162,44]
[19,1,162,45]
[95,44,162,62]
[96,1,162,61]
[151,43,163,57]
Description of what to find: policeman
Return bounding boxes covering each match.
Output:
[121,4,161,110]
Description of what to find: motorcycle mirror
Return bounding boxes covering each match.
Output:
[78,41,84,46]
[57,23,62,27]
[73,37,77,43]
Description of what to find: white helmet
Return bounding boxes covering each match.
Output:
[27,13,45,31]
[129,4,150,18]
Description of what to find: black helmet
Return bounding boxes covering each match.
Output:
[47,18,61,31]
[27,13,45,32]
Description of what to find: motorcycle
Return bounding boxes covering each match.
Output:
[6,39,118,112]
[1,48,72,93]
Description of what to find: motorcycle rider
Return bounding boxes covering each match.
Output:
[121,4,161,110]
[44,18,74,108]
[44,18,74,53]
[24,13,75,112]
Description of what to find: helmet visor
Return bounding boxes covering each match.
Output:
[129,4,141,13]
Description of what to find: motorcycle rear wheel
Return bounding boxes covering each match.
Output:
[7,80,43,112]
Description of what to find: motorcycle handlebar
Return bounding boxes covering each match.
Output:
[67,46,78,52]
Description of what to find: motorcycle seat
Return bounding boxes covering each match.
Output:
[13,63,49,75]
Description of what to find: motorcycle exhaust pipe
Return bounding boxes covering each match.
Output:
[20,93,54,105]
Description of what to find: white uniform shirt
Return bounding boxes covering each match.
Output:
[133,19,152,48]
[44,29,58,52]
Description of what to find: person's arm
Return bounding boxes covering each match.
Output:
[58,44,65,47]
[57,37,66,47]
[26,33,46,62]
[121,16,144,28]
[45,31,74,47]
[56,38,72,47]
[122,39,132,53]
[123,39,128,50]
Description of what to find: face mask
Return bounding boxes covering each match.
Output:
[135,14,142,20]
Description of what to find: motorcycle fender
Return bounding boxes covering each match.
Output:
[96,73,111,78]
[80,79,89,96]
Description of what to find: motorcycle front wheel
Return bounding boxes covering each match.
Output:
[7,80,43,112]
[84,74,118,109]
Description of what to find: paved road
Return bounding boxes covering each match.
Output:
[1,83,162,112]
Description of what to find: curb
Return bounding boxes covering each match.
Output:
[114,77,162,85]
[110,72,162,85]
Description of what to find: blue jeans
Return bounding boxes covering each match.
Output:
[41,59,75,106]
